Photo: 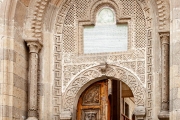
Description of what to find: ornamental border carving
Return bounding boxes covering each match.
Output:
[157,0,170,31]
[77,1,132,55]
[62,64,145,111]
[53,0,154,120]
[21,0,169,120]
[24,0,169,39]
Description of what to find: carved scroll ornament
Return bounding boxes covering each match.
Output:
[62,64,145,112]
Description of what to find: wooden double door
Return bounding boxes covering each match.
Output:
[77,80,110,120]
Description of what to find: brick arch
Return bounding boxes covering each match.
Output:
[62,64,145,112]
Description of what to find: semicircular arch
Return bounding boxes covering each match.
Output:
[62,64,145,112]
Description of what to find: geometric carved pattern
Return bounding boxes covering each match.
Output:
[62,65,145,111]
[135,4,146,48]
[121,0,135,17]
[53,0,154,120]
[157,0,170,30]
[23,0,162,120]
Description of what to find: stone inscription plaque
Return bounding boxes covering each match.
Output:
[83,24,128,54]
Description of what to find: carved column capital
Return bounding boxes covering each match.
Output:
[159,32,170,44]
[25,38,43,53]
[134,106,146,120]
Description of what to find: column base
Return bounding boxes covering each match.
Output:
[134,106,146,120]
[60,111,72,120]
[158,111,169,120]
[26,117,38,120]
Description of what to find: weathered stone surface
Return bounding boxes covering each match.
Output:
[1,0,180,120]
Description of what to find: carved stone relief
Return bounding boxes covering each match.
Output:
[62,65,145,111]
[53,0,154,120]
[157,0,170,31]
[20,0,160,119]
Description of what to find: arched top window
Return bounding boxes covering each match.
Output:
[96,7,116,25]
[83,7,128,54]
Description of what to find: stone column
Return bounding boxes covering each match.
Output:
[158,32,170,120]
[25,38,42,120]
[134,106,146,120]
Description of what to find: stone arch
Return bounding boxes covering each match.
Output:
[88,0,121,24]
[62,64,145,112]
[23,0,162,41]
[22,0,158,119]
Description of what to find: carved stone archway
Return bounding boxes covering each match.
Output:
[61,64,146,119]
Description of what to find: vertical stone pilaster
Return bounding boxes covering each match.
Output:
[158,32,170,120]
[25,38,42,120]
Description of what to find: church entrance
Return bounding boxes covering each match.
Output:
[76,79,135,120]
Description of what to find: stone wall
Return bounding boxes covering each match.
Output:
[0,0,29,119]
[0,0,176,120]
[170,0,180,119]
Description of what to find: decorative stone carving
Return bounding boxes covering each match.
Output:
[62,64,145,112]
[158,32,170,120]
[157,0,170,31]
[99,62,108,74]
[25,38,42,120]
[53,0,154,120]
[21,0,156,120]
[134,106,146,120]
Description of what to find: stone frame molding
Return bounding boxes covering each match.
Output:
[21,0,169,119]
[74,0,133,55]
[61,64,146,119]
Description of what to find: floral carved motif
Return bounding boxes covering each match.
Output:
[53,0,154,119]
[62,65,145,111]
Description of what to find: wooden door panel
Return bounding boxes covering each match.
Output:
[77,80,109,120]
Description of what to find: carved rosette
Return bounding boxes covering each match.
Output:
[25,38,42,120]
[158,32,170,120]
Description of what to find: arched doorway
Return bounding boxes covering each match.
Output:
[76,79,135,120]
[61,65,146,120]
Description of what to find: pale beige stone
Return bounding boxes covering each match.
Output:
[0,95,13,106]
